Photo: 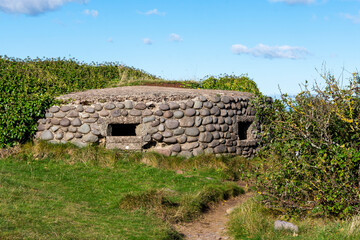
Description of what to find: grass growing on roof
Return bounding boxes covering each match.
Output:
[0,142,244,239]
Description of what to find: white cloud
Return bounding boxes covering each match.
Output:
[269,0,316,4]
[341,11,360,24]
[138,8,165,16]
[169,33,183,42]
[232,43,310,59]
[83,9,98,17]
[143,38,152,45]
[0,0,84,15]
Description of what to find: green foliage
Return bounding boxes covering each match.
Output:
[0,56,157,148]
[200,74,259,94]
[254,72,360,217]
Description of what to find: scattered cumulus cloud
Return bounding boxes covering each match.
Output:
[139,8,165,16]
[269,0,316,4]
[143,38,152,45]
[83,9,98,17]
[169,33,183,42]
[232,43,310,59]
[0,0,85,15]
[341,11,360,24]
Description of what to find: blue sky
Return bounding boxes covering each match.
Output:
[1,0,360,95]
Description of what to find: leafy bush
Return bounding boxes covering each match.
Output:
[200,74,259,94]
[255,72,360,217]
[0,56,157,148]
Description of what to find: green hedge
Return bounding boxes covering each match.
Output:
[254,73,360,218]
[0,56,157,148]
[200,74,259,94]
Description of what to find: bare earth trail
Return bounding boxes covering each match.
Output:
[175,188,252,240]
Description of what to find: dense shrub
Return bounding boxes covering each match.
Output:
[0,56,157,148]
[200,74,259,94]
[255,72,360,217]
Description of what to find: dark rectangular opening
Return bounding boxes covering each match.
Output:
[107,123,138,136]
[238,122,252,140]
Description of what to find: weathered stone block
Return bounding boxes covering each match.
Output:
[205,124,215,132]
[159,103,170,111]
[182,142,199,151]
[49,107,60,113]
[203,101,213,108]
[85,107,95,113]
[41,130,53,140]
[173,128,185,135]
[83,133,98,143]
[111,109,121,117]
[164,137,177,144]
[165,119,179,129]
[194,101,202,109]
[77,105,84,112]
[71,118,82,127]
[202,116,213,125]
[134,103,146,110]
[99,110,109,117]
[193,148,204,156]
[143,116,155,123]
[60,118,71,127]
[121,110,128,116]
[184,108,196,117]
[163,131,173,138]
[185,128,200,136]
[94,104,103,111]
[171,144,181,152]
[200,109,210,116]
[124,100,133,109]
[177,135,186,144]
[180,117,195,127]
[209,140,220,148]
[37,124,45,131]
[143,109,153,116]
[155,110,163,116]
[199,132,213,143]
[174,111,184,119]
[151,119,160,127]
[186,100,194,108]
[129,110,142,116]
[163,111,173,118]
[64,132,74,141]
[78,124,91,134]
[54,112,66,118]
[158,124,165,132]
[214,144,226,153]
[152,133,163,141]
[169,102,180,110]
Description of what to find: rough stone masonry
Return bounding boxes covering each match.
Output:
[35,86,259,158]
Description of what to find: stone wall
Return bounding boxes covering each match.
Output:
[35,86,259,157]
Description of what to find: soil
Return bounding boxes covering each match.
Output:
[175,183,252,240]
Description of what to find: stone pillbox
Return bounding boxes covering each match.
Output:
[35,86,259,157]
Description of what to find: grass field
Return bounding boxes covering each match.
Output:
[0,142,244,239]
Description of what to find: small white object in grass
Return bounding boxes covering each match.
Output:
[125,146,129,150]
[274,220,299,233]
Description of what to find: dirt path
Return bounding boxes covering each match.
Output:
[175,191,252,240]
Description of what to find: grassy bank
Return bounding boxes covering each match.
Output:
[0,142,244,239]
[227,197,360,240]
